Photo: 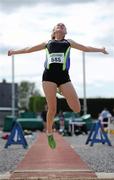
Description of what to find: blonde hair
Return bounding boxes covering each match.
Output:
[51,23,67,40]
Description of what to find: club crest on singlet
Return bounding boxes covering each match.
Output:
[48,53,64,64]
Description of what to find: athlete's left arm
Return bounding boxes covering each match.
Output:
[67,39,108,54]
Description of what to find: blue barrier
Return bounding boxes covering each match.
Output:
[5,121,28,148]
[85,120,112,146]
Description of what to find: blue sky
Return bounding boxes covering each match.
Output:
[0,0,114,98]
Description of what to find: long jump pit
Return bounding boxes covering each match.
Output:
[10,132,97,180]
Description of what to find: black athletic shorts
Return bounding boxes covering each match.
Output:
[42,68,71,87]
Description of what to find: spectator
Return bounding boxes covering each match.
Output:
[98,108,112,128]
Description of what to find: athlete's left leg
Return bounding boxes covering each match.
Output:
[59,82,81,113]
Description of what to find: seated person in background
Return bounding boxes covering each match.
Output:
[98,108,112,128]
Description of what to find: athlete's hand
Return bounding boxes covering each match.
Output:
[8,50,14,56]
[101,47,109,54]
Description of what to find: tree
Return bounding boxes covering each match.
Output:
[29,96,46,112]
[18,81,41,109]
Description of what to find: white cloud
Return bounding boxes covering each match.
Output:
[0,0,98,13]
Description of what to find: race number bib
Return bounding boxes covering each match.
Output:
[48,53,64,64]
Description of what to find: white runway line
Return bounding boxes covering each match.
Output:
[96,172,114,179]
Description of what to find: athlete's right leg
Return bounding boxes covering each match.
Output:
[42,81,57,133]
[42,81,57,149]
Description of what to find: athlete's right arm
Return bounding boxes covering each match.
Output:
[8,42,47,56]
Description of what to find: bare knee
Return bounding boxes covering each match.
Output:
[75,103,81,113]
[67,99,81,113]
[71,102,81,113]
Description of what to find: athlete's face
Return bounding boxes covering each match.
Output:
[54,23,67,35]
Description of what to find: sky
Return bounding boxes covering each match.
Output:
[0,0,114,98]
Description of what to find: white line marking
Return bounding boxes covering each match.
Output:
[14,169,92,173]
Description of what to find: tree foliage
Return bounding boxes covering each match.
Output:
[29,96,46,112]
[18,81,41,109]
